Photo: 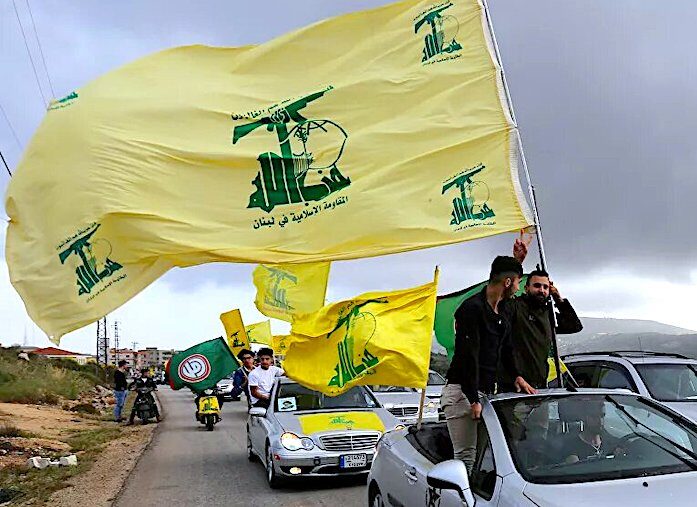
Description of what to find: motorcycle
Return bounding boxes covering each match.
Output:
[196,388,221,431]
[133,386,158,424]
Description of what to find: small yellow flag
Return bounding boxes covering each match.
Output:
[272,334,292,356]
[284,271,438,396]
[298,412,385,435]
[246,320,273,346]
[547,358,570,383]
[220,309,250,356]
[253,262,330,322]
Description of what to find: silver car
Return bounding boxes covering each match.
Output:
[562,351,697,421]
[368,389,697,506]
[246,377,403,488]
[370,386,440,425]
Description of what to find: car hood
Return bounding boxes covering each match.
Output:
[523,471,697,506]
[662,402,697,423]
[274,409,400,436]
[374,392,421,406]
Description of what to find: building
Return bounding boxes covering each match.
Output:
[136,348,177,369]
[32,347,96,365]
[108,348,138,369]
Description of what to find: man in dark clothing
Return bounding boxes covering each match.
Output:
[231,349,255,408]
[442,255,536,473]
[500,269,583,391]
[113,360,129,422]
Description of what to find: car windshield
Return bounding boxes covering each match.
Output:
[275,383,378,412]
[494,394,697,484]
[428,372,446,385]
[635,363,697,402]
[371,385,416,393]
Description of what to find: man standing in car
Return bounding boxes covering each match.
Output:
[499,269,583,392]
[232,349,255,408]
[248,348,284,408]
[442,255,536,473]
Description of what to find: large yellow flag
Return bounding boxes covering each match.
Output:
[283,273,438,395]
[273,335,292,356]
[253,262,329,321]
[220,309,250,356]
[245,320,273,346]
[5,0,533,342]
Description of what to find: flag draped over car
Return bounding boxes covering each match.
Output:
[219,309,251,356]
[5,0,532,343]
[166,337,238,392]
[252,262,330,322]
[283,271,438,395]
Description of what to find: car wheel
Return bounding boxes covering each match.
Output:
[266,444,282,488]
[369,483,385,507]
[246,430,255,462]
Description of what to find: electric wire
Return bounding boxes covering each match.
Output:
[1,150,12,177]
[11,0,48,108]
[0,102,24,151]
[25,0,55,99]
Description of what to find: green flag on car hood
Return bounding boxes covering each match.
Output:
[434,276,527,358]
[166,337,238,392]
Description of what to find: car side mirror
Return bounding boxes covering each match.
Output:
[427,460,476,507]
[249,407,267,417]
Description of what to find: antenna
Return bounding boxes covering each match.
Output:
[96,317,109,366]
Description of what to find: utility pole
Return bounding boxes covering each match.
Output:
[113,321,120,363]
[96,317,109,366]
[132,341,139,369]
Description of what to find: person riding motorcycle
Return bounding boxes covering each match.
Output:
[127,368,161,424]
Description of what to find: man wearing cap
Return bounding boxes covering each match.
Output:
[442,255,536,473]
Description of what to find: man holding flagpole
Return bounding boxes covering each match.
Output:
[441,255,536,473]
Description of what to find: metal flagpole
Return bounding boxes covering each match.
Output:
[416,388,427,430]
[481,0,564,387]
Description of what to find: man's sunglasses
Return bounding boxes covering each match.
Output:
[531,282,549,290]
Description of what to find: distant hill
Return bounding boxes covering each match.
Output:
[433,316,697,358]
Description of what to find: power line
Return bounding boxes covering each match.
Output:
[24,0,55,99]
[12,0,48,108]
[0,102,23,151]
[1,150,13,177]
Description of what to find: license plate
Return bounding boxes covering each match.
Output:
[340,454,367,468]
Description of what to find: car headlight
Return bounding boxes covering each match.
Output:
[425,402,438,413]
[393,424,406,431]
[280,432,314,451]
[384,403,394,409]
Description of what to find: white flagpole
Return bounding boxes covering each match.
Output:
[416,387,427,430]
[481,0,564,386]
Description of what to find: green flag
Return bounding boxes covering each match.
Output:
[434,276,527,358]
[166,337,238,392]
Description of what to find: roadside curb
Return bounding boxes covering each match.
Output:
[109,390,164,506]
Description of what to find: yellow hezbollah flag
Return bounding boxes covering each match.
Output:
[273,334,292,356]
[547,357,569,383]
[298,412,385,434]
[253,262,330,322]
[5,0,532,342]
[283,272,438,395]
[220,309,250,356]
[246,320,273,346]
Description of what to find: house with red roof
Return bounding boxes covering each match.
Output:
[32,347,95,365]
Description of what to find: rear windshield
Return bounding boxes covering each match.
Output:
[275,383,378,412]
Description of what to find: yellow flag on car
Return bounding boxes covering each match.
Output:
[220,309,250,356]
[283,272,438,395]
[253,262,330,321]
[5,0,533,342]
[245,320,273,346]
[547,357,569,383]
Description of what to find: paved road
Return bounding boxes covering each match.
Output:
[116,387,366,507]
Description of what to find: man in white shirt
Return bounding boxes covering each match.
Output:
[248,347,284,408]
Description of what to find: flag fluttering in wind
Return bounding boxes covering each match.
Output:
[283,271,438,396]
[5,0,532,342]
[166,337,238,392]
[253,262,330,321]
[434,276,527,357]
[220,309,251,356]
[273,334,292,356]
[245,320,273,346]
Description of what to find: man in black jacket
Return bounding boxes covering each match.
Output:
[442,256,536,473]
[499,269,583,391]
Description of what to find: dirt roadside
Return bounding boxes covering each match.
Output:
[0,394,160,506]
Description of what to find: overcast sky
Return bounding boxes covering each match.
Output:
[1,1,696,354]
